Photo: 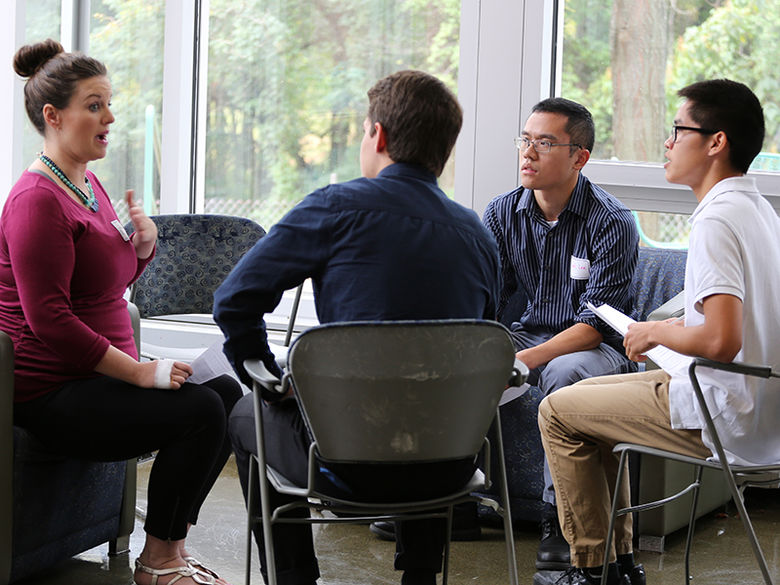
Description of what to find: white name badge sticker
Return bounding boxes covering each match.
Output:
[112,219,130,241]
[570,256,590,280]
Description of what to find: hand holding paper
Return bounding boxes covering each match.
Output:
[587,302,692,377]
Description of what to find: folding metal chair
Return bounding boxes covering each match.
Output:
[601,357,780,585]
[243,319,526,585]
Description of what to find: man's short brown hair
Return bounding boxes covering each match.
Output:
[366,70,462,177]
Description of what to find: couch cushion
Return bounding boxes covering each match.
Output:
[631,247,687,321]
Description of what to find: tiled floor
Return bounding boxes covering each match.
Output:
[13,457,780,585]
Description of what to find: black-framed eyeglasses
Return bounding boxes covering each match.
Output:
[514,136,582,154]
[670,125,719,143]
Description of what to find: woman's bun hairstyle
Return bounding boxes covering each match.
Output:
[12,39,107,136]
[13,38,64,79]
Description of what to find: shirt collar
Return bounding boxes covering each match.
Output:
[689,176,759,224]
[515,173,589,219]
[377,162,438,184]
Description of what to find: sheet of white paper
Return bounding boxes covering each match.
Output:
[189,341,290,384]
[644,345,692,378]
[499,383,530,406]
[188,341,234,384]
[587,301,692,377]
[586,301,635,334]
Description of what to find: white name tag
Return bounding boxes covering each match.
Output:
[112,219,130,241]
[570,256,590,280]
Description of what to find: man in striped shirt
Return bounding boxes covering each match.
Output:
[483,98,639,576]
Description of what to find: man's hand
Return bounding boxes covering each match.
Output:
[623,321,663,362]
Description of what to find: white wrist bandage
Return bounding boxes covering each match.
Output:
[153,358,175,389]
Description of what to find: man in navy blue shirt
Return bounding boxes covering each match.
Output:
[483,98,640,573]
[214,70,500,585]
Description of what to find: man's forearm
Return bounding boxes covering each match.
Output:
[516,322,603,370]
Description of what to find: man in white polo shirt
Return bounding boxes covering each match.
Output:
[536,79,780,585]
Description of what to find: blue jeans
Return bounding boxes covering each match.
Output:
[509,327,637,506]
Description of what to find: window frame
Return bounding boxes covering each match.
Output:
[3,0,780,216]
[456,0,780,217]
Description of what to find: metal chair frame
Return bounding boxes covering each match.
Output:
[243,320,524,585]
[601,357,780,585]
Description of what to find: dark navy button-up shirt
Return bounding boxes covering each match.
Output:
[483,173,638,350]
[214,162,501,384]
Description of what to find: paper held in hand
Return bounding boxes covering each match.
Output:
[586,301,692,378]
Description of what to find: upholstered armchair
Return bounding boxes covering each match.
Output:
[126,214,266,319]
[0,303,140,584]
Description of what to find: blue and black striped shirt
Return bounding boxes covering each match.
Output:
[483,173,638,349]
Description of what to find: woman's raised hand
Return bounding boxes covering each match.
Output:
[126,189,157,259]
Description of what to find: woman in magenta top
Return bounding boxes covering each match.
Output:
[3,39,241,585]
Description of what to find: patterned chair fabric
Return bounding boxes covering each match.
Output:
[127,214,266,318]
[629,247,687,322]
[482,246,688,524]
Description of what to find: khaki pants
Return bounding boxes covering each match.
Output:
[538,369,711,568]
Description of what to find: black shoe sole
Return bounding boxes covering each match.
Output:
[535,558,571,571]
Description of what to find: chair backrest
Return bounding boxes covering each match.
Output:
[127,214,266,318]
[287,320,516,464]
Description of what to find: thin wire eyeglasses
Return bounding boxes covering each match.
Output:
[670,125,719,143]
[514,136,582,154]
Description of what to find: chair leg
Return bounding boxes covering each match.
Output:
[246,456,256,585]
[252,391,280,585]
[601,450,630,585]
[682,465,703,585]
[493,411,519,585]
[441,506,453,585]
[723,471,775,585]
[108,535,130,556]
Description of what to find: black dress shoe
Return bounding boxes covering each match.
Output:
[626,564,646,585]
[533,566,631,585]
[536,516,571,570]
[369,519,481,542]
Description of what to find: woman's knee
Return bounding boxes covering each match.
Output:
[204,374,244,415]
[177,383,232,433]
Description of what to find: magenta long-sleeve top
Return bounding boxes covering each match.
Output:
[0,170,153,402]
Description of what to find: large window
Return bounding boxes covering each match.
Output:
[7,0,779,224]
[19,1,165,225]
[204,0,461,229]
[560,0,780,246]
[21,0,61,175]
[561,0,780,165]
[89,1,165,223]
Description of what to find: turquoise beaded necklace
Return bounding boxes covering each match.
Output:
[38,154,99,213]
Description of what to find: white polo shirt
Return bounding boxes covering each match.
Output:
[668,176,780,465]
